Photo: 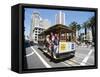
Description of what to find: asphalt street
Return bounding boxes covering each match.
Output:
[24,45,94,69]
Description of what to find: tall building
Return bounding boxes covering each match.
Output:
[40,19,50,29]
[55,11,65,25]
[30,12,50,43]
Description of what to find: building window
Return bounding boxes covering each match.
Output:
[35,36,37,38]
[38,31,40,34]
[35,39,37,41]
[35,34,37,35]
[35,31,37,33]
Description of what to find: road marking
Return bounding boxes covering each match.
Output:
[80,49,93,65]
[69,59,81,65]
[31,46,51,68]
[64,60,79,66]
[62,62,71,66]
[26,52,34,57]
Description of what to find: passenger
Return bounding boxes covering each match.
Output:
[50,33,59,54]
[50,32,55,44]
[54,34,59,54]
[46,35,52,51]
[50,32,55,56]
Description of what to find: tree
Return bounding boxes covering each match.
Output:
[69,21,81,41]
[69,21,77,31]
[89,16,95,43]
[82,21,90,42]
[76,24,81,39]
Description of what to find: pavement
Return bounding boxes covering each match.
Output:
[24,44,95,69]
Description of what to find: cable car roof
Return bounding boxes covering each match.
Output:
[39,24,75,35]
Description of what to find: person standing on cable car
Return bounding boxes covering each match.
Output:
[50,32,55,57]
[54,34,59,54]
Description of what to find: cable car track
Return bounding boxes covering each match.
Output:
[62,59,81,66]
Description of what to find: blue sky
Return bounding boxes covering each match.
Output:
[24,8,95,36]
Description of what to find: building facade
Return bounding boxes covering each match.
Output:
[30,12,50,44]
[85,30,93,42]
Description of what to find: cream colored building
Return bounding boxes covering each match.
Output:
[30,12,50,43]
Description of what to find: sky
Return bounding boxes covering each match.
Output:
[24,8,95,36]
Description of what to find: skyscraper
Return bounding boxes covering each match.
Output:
[30,12,50,43]
[55,11,65,25]
[40,19,50,29]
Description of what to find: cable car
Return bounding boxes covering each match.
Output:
[38,24,76,59]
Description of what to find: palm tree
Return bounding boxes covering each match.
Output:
[76,24,81,39]
[69,21,77,31]
[83,16,95,43]
[69,22,81,37]
[88,16,95,43]
[69,22,81,42]
[82,21,90,42]
[69,22,77,41]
